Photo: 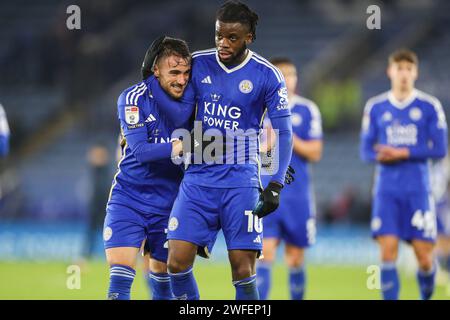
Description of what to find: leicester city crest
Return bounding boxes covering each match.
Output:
[409,107,422,121]
[239,80,253,94]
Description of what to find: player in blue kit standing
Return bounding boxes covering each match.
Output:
[104,37,194,300]
[165,1,293,300]
[360,49,448,300]
[256,58,323,300]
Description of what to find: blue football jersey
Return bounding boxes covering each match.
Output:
[108,77,184,215]
[360,89,448,194]
[183,49,291,188]
[262,95,322,196]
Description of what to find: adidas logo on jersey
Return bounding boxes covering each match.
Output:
[145,114,156,123]
[253,235,262,243]
[201,76,212,84]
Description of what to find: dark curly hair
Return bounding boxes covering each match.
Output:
[216,1,259,40]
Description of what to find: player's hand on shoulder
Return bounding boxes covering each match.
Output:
[252,181,283,218]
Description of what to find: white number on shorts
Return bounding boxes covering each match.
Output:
[245,210,263,233]
[411,210,436,238]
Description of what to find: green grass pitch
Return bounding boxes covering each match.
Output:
[0,260,448,300]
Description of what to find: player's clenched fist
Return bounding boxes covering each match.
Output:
[252,182,283,218]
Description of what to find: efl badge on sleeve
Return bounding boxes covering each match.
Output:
[125,106,139,124]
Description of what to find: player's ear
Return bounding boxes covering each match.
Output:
[153,64,160,77]
[245,33,253,45]
[386,66,391,79]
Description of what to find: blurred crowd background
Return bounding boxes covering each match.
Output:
[0,0,449,262]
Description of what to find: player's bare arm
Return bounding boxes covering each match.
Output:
[292,135,322,162]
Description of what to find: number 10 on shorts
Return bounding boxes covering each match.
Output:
[245,210,263,233]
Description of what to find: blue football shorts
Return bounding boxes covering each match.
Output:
[371,192,437,243]
[104,203,169,263]
[167,182,263,257]
[263,191,316,248]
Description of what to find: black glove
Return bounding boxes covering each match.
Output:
[285,165,295,185]
[252,181,283,218]
[141,35,167,80]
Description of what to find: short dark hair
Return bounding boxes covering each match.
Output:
[155,37,191,66]
[388,49,419,66]
[216,1,259,40]
[269,57,294,67]
[141,36,191,80]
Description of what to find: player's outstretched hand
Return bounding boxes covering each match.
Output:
[285,165,295,185]
[252,182,282,218]
[141,35,167,80]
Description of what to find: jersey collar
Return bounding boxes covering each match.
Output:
[388,89,417,109]
[215,50,253,74]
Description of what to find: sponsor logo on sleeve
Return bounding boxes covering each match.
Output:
[127,123,145,130]
[276,87,288,110]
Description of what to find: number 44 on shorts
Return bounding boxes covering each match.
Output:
[411,209,437,238]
